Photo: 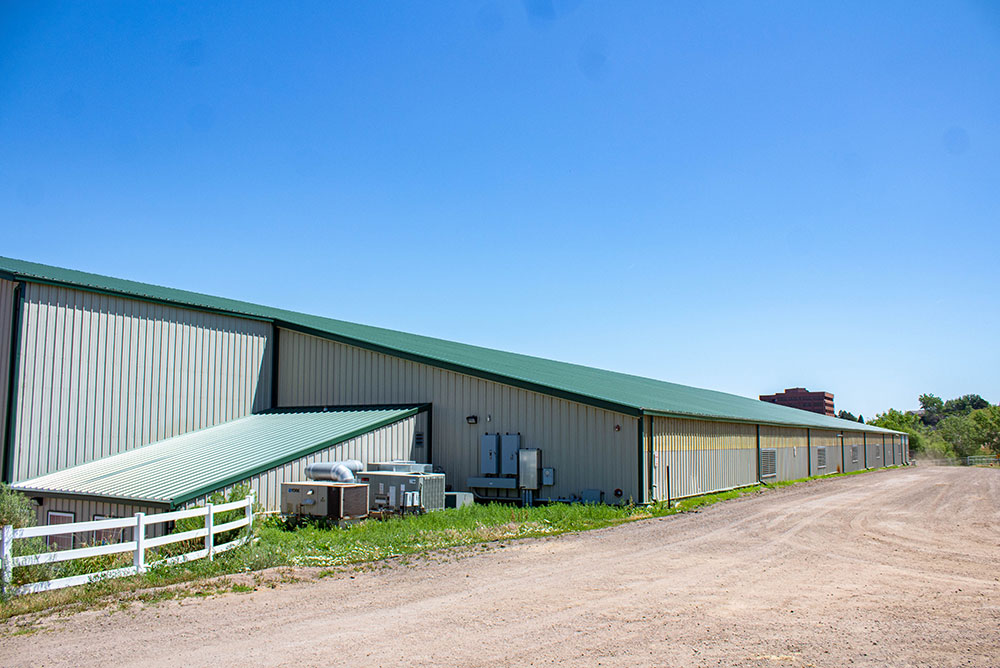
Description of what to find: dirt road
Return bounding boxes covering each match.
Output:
[2,466,998,668]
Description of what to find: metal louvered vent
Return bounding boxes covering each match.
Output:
[817,446,827,469]
[760,448,777,478]
[851,445,859,463]
[415,432,425,449]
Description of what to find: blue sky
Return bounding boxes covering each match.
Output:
[1,1,998,418]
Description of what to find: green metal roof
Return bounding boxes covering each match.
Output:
[11,408,419,508]
[0,256,901,435]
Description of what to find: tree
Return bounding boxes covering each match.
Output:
[869,409,927,453]
[943,394,990,417]
[969,405,1000,455]
[937,414,980,458]
[919,394,944,427]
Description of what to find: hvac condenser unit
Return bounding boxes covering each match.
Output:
[281,482,369,520]
[367,460,434,474]
[355,471,446,513]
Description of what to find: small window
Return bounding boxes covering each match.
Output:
[817,447,827,469]
[47,511,75,551]
[92,514,127,544]
[760,448,777,478]
[851,445,859,463]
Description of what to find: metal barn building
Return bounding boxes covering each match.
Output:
[0,257,906,524]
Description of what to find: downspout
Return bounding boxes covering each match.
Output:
[270,325,280,409]
[840,434,845,474]
[422,402,433,465]
[3,282,24,483]
[636,414,645,504]
[755,424,761,484]
[863,433,868,469]
[806,428,812,477]
[646,415,654,502]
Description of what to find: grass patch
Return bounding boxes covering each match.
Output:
[0,467,889,624]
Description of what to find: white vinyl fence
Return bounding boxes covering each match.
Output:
[1,495,254,597]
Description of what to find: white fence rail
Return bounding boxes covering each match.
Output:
[1,495,254,597]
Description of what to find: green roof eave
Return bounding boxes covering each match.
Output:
[167,407,420,508]
[639,409,904,435]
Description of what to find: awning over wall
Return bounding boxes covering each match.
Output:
[12,408,420,508]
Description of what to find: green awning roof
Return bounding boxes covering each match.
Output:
[11,408,419,508]
[0,256,902,435]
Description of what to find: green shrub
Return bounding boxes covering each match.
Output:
[164,485,253,558]
[0,483,35,529]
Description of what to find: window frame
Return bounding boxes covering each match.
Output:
[46,510,76,551]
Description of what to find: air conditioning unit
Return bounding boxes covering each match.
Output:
[281,482,369,520]
[355,471,446,513]
[366,460,434,474]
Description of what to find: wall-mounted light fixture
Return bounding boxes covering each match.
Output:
[466,415,478,425]
[614,424,621,432]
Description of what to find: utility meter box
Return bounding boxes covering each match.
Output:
[518,448,541,490]
[501,434,521,476]
[480,434,500,475]
[281,482,369,520]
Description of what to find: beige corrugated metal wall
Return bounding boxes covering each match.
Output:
[651,417,756,500]
[277,329,639,503]
[760,425,810,480]
[198,415,417,511]
[809,430,843,475]
[865,433,882,469]
[843,430,866,472]
[11,283,273,481]
[0,279,14,464]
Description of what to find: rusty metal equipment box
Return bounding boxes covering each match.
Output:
[480,434,500,475]
[501,434,521,476]
[281,482,369,520]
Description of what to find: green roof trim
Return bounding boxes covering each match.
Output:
[12,408,420,508]
[0,256,902,436]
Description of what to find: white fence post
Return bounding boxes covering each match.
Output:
[205,503,214,561]
[2,524,12,595]
[247,494,254,533]
[134,512,146,575]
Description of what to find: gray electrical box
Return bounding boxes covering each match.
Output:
[542,467,554,486]
[501,434,521,476]
[480,434,499,475]
[518,448,540,490]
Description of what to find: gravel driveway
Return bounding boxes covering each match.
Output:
[2,466,997,667]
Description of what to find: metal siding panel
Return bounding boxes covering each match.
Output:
[11,284,272,480]
[277,330,639,503]
[651,416,756,501]
[759,426,809,481]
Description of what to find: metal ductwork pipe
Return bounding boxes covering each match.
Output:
[305,460,364,482]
